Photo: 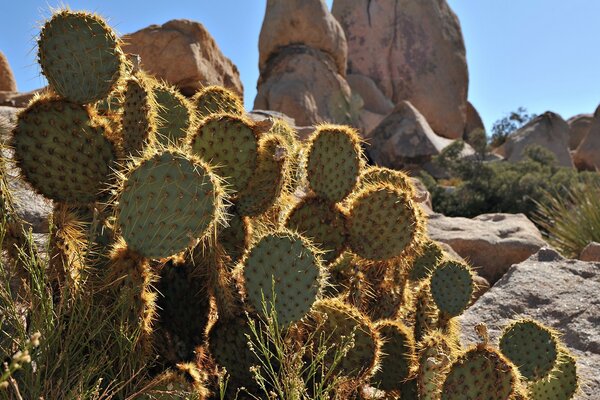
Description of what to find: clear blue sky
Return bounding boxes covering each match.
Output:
[2,1,600,131]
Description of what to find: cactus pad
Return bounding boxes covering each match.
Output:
[409,240,445,281]
[442,346,518,400]
[528,349,578,400]
[372,320,415,391]
[243,231,324,326]
[12,97,115,203]
[413,282,439,343]
[153,83,193,145]
[346,183,423,260]
[499,319,559,381]
[117,150,224,259]
[121,73,156,155]
[38,10,125,104]
[429,260,474,317]
[193,85,244,119]
[285,196,348,264]
[358,166,415,198]
[417,331,458,400]
[306,124,362,203]
[189,114,259,194]
[219,211,251,264]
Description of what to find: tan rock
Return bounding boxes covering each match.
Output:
[464,101,485,139]
[346,73,393,115]
[0,52,17,92]
[567,113,593,150]
[366,101,472,170]
[122,20,243,96]
[574,106,600,171]
[579,241,600,262]
[332,0,468,139]
[0,88,45,108]
[427,212,547,284]
[494,111,574,168]
[254,46,355,127]
[259,0,347,76]
[356,109,386,137]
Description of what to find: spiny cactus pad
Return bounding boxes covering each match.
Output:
[219,210,250,264]
[429,260,474,317]
[236,135,287,216]
[441,346,518,400]
[285,196,348,264]
[121,73,156,155]
[193,85,244,119]
[414,282,439,343]
[309,299,380,379]
[499,319,559,381]
[38,10,124,104]
[189,114,258,194]
[154,84,194,145]
[358,166,415,198]
[410,240,445,281]
[117,150,223,259]
[306,124,362,203]
[417,332,458,400]
[243,231,324,326]
[528,349,578,400]
[12,97,115,203]
[346,183,422,260]
[372,320,415,391]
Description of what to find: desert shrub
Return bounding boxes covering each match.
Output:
[489,107,536,147]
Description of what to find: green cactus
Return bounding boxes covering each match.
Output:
[193,85,244,119]
[417,331,459,400]
[413,282,440,343]
[12,96,116,204]
[153,83,195,146]
[357,166,415,199]
[499,319,559,381]
[219,210,251,264]
[429,260,474,318]
[37,10,125,104]
[372,320,415,392]
[188,113,259,194]
[305,124,363,203]
[528,348,578,400]
[409,240,445,281]
[116,149,225,259]
[121,72,157,155]
[242,230,325,326]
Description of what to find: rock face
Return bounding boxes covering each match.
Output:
[0,51,17,92]
[464,101,485,139]
[580,241,600,262]
[366,101,469,170]
[0,107,53,233]
[567,113,593,150]
[258,0,347,76]
[574,106,600,171]
[460,248,600,399]
[332,0,468,139]
[346,74,393,116]
[494,111,574,168]
[427,212,547,284]
[122,20,243,96]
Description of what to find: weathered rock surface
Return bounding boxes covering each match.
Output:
[494,111,574,168]
[332,0,468,139]
[427,212,547,283]
[460,248,600,399]
[259,0,347,76]
[0,51,17,92]
[574,106,600,171]
[464,101,485,139]
[567,113,593,150]
[0,106,52,233]
[366,101,471,170]
[580,241,600,262]
[254,46,355,127]
[122,19,243,96]
[346,74,393,116]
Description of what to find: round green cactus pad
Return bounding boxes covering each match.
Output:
[372,320,415,391]
[117,150,224,259]
[121,73,156,155]
[429,260,474,317]
[193,85,244,120]
[154,84,194,145]
[528,349,578,400]
[38,10,125,104]
[409,240,445,281]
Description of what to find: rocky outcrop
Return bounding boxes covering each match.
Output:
[0,51,17,92]
[427,212,547,284]
[332,0,469,139]
[567,113,593,150]
[464,101,485,139]
[494,111,574,168]
[460,248,600,399]
[122,20,243,96]
[573,106,600,171]
[255,0,355,127]
[258,0,347,76]
[366,101,471,170]
[346,74,393,116]
[580,241,600,262]
[0,89,44,108]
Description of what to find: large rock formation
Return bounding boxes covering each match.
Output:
[366,101,471,170]
[494,111,574,168]
[427,212,547,284]
[332,0,469,139]
[573,106,600,171]
[460,248,600,399]
[567,113,594,150]
[122,20,243,96]
[464,101,485,139]
[255,0,355,127]
[0,51,17,92]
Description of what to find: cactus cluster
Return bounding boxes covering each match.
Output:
[0,9,581,400]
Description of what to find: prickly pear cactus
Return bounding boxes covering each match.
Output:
[154,83,194,145]
[372,320,415,391]
[193,85,244,119]
[121,72,157,155]
[528,349,578,400]
[409,239,445,281]
[429,260,474,318]
[38,10,125,104]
